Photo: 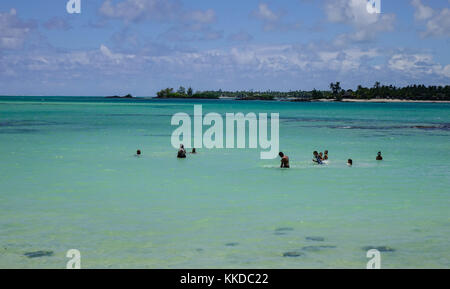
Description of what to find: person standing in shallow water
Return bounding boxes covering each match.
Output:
[376,151,383,160]
[323,150,328,160]
[177,144,186,158]
[279,152,290,168]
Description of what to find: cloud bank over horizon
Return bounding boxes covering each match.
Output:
[0,0,449,96]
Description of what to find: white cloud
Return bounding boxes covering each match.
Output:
[411,0,450,38]
[99,0,179,23]
[100,44,136,64]
[1,43,448,95]
[423,8,450,37]
[0,9,35,50]
[253,3,280,22]
[99,0,216,24]
[99,0,219,42]
[388,53,450,78]
[411,0,433,20]
[324,0,395,43]
[251,2,301,32]
[1,43,382,79]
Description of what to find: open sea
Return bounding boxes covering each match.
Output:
[0,96,449,268]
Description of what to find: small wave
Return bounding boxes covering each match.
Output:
[327,123,450,131]
[0,120,65,127]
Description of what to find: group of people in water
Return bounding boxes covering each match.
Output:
[278,150,383,168]
[312,150,328,165]
[136,147,383,167]
[135,145,197,158]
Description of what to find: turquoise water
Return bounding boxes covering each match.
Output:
[0,97,449,268]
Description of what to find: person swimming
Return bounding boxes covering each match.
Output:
[279,152,290,168]
[323,150,328,160]
[135,149,142,157]
[313,151,322,164]
[191,148,197,154]
[177,144,186,158]
[319,152,324,161]
[376,151,383,161]
[347,159,353,166]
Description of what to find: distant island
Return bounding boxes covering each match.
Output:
[154,83,450,102]
[105,94,133,99]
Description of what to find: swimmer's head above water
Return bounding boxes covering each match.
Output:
[347,159,353,166]
[136,149,141,156]
[376,151,383,160]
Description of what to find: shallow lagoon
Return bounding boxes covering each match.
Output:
[0,97,449,268]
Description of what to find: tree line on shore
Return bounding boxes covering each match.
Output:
[156,83,450,101]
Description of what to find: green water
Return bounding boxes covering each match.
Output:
[0,97,449,268]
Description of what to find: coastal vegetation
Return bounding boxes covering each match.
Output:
[155,83,450,101]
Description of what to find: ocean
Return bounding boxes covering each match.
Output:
[0,96,449,268]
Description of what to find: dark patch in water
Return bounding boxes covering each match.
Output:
[24,250,53,258]
[225,242,239,247]
[275,227,294,232]
[306,236,325,242]
[283,251,304,258]
[0,120,63,127]
[302,245,336,252]
[291,122,450,132]
[281,116,354,123]
[274,232,287,236]
[104,114,149,117]
[195,248,204,252]
[0,128,39,134]
[412,125,450,130]
[362,246,395,252]
[143,134,172,137]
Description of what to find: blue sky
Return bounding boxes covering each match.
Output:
[0,0,449,96]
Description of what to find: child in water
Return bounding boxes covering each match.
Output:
[323,150,328,160]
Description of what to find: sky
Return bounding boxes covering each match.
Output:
[0,0,449,96]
